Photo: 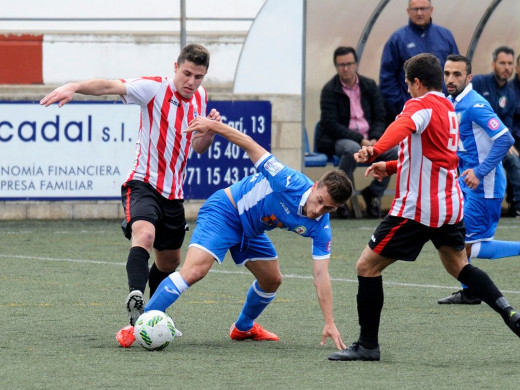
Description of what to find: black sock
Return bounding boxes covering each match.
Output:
[457,264,512,317]
[126,246,150,293]
[148,262,172,297]
[357,275,384,348]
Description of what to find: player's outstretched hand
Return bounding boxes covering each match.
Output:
[354,145,374,163]
[364,161,388,181]
[206,108,222,122]
[186,116,216,139]
[40,83,79,107]
[320,323,346,350]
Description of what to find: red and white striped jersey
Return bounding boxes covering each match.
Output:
[389,91,464,227]
[121,76,207,199]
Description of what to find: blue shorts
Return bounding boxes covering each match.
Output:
[463,192,502,243]
[189,190,277,265]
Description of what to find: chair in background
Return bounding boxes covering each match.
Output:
[312,121,363,218]
[304,127,328,167]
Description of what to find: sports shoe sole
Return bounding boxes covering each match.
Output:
[125,290,144,326]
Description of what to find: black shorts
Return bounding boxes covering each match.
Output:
[368,215,465,261]
[121,180,187,251]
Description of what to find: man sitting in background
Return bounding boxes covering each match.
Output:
[316,46,396,218]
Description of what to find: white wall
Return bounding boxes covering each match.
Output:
[2,0,266,32]
[42,33,244,85]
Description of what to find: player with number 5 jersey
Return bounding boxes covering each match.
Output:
[329,54,520,362]
[388,87,463,227]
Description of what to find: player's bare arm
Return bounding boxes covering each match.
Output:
[191,108,221,154]
[40,79,126,107]
[313,259,346,350]
[186,116,267,164]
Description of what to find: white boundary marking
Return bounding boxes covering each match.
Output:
[2,253,520,294]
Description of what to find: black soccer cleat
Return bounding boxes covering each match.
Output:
[437,289,482,305]
[504,309,520,338]
[328,342,380,361]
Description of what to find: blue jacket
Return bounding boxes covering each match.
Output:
[472,73,516,130]
[508,75,520,145]
[379,19,458,122]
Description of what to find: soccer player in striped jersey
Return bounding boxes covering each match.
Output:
[329,53,520,362]
[437,55,520,305]
[41,44,221,327]
[116,117,353,349]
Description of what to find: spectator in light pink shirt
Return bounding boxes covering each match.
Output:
[316,46,397,218]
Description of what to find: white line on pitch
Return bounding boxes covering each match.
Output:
[2,253,520,294]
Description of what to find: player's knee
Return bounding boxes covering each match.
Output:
[355,258,377,277]
[182,264,210,285]
[258,273,282,293]
[133,231,155,250]
[158,260,180,274]
[155,253,181,273]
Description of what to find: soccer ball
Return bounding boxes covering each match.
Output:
[133,310,176,351]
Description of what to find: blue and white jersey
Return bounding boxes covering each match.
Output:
[452,84,512,198]
[229,153,332,259]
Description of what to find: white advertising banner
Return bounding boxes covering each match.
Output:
[0,102,139,199]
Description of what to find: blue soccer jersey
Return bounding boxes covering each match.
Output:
[229,153,332,259]
[452,84,512,198]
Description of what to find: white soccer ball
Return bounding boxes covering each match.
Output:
[133,310,176,351]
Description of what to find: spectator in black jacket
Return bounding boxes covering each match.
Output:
[316,46,397,218]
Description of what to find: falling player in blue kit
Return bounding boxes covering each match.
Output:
[116,116,353,349]
[438,55,520,304]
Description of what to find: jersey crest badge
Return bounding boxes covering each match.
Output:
[294,225,307,235]
[499,96,506,108]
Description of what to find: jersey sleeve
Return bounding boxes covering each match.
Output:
[398,99,429,134]
[311,219,332,260]
[121,77,163,106]
[255,153,306,193]
[468,100,508,139]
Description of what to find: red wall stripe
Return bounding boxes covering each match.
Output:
[0,34,43,84]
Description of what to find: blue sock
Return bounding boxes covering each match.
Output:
[145,271,189,312]
[235,280,276,331]
[475,240,520,260]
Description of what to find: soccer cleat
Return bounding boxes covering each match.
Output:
[437,289,482,305]
[504,309,520,338]
[328,342,380,361]
[229,322,279,341]
[125,290,145,326]
[116,325,136,348]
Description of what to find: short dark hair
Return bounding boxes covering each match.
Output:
[446,54,472,75]
[404,53,443,90]
[333,46,358,64]
[492,46,514,62]
[178,44,210,69]
[318,169,353,204]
